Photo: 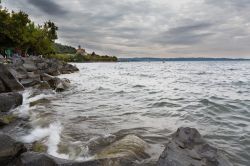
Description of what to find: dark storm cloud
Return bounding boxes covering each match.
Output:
[167,23,212,34]
[27,0,67,15]
[152,23,214,45]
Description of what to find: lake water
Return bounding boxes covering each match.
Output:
[12,61,250,165]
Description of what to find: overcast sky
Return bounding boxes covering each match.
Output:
[3,0,250,58]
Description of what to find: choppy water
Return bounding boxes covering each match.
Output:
[11,62,250,165]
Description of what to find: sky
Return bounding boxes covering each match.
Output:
[2,0,250,58]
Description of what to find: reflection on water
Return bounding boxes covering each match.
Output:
[12,62,250,166]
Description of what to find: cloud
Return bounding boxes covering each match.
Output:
[152,23,214,45]
[27,0,67,16]
[2,0,250,57]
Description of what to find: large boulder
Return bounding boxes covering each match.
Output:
[8,65,28,81]
[15,152,125,166]
[20,72,41,87]
[0,93,23,112]
[61,63,79,74]
[16,134,148,166]
[0,64,24,92]
[0,133,26,165]
[23,60,38,72]
[95,135,149,161]
[157,127,233,166]
[42,73,70,92]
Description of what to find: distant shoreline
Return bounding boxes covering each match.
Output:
[118,57,250,62]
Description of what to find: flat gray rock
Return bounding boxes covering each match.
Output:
[157,127,233,166]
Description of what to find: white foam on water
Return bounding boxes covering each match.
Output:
[21,122,69,159]
[46,122,69,159]
[13,90,54,118]
[21,125,50,143]
[28,93,54,103]
[13,90,32,117]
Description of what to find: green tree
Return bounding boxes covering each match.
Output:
[0,8,58,56]
[44,20,58,41]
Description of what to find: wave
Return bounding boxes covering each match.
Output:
[149,102,181,108]
[133,85,146,88]
[21,122,68,159]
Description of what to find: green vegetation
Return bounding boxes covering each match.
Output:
[46,53,75,62]
[74,53,118,62]
[0,8,58,56]
[0,8,118,62]
[47,53,118,62]
[54,43,76,54]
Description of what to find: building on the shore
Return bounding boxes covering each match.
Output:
[76,45,87,56]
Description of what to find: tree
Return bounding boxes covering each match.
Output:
[44,20,58,41]
[0,8,58,56]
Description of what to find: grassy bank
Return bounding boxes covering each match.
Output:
[46,53,118,62]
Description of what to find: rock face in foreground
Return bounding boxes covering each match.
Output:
[15,152,114,166]
[0,133,26,165]
[13,135,149,166]
[95,135,149,161]
[157,127,233,166]
[0,64,24,93]
[0,93,23,112]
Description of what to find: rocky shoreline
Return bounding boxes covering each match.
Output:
[0,57,233,166]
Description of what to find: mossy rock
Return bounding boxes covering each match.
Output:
[30,98,50,107]
[0,114,16,126]
[95,135,149,160]
[34,81,51,90]
[32,142,48,153]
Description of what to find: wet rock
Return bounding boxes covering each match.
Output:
[0,92,23,112]
[0,80,6,92]
[0,114,16,127]
[40,73,54,82]
[31,142,48,153]
[44,67,61,76]
[61,63,79,74]
[15,152,133,166]
[95,135,150,162]
[19,72,41,87]
[30,98,50,107]
[0,133,26,165]
[2,56,78,91]
[0,64,24,92]
[13,135,148,166]
[8,66,28,81]
[34,81,51,90]
[20,79,40,87]
[42,73,70,92]
[157,127,233,166]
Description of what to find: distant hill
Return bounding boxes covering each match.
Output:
[118,57,250,62]
[54,43,76,54]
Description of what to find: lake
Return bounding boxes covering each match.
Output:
[12,61,250,166]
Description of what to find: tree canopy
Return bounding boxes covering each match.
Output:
[0,8,58,55]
